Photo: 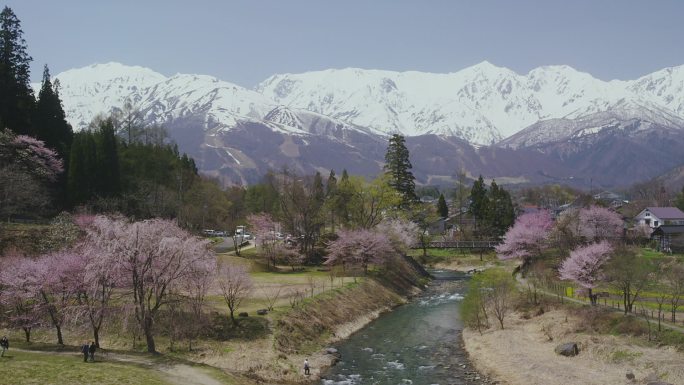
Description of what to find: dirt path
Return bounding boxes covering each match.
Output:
[15,348,227,385]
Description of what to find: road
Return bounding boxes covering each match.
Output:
[213,237,253,254]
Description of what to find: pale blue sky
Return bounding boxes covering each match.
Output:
[5,0,684,87]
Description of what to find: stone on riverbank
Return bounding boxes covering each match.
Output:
[325,347,339,355]
[554,342,579,357]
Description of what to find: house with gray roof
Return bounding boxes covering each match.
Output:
[651,225,684,252]
[635,207,684,229]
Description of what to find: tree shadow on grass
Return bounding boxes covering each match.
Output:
[208,313,270,341]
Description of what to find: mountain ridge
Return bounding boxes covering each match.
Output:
[42,61,684,145]
[34,61,684,189]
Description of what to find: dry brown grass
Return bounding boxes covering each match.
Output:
[273,279,405,353]
[463,308,684,385]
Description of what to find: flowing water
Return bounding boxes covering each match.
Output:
[321,270,491,385]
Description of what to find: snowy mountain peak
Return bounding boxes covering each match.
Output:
[42,62,166,129]
[55,62,166,87]
[49,61,684,146]
[461,60,513,75]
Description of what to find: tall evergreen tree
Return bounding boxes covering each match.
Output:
[34,64,73,158]
[341,169,349,181]
[68,131,97,205]
[0,6,34,135]
[384,134,417,206]
[95,119,121,196]
[326,169,337,197]
[487,180,515,237]
[326,169,338,231]
[437,193,449,218]
[469,175,490,232]
[336,169,352,226]
[313,171,325,206]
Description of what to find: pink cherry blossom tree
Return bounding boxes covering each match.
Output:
[248,213,280,269]
[67,224,123,348]
[559,241,613,305]
[32,251,80,345]
[376,218,419,254]
[216,264,252,324]
[495,210,553,270]
[248,212,305,270]
[0,255,42,342]
[0,129,64,180]
[578,206,624,242]
[0,130,63,220]
[325,229,395,274]
[87,215,215,353]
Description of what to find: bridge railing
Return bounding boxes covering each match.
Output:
[411,240,500,249]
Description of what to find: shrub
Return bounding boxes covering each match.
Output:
[462,268,518,330]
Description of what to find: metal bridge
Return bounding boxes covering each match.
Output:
[412,240,499,249]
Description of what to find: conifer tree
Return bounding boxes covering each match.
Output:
[326,169,337,198]
[0,7,34,135]
[469,175,489,224]
[437,193,449,218]
[34,64,73,159]
[335,169,352,226]
[313,171,325,206]
[341,169,349,181]
[384,134,417,206]
[68,132,97,205]
[488,180,515,237]
[326,169,338,231]
[95,119,121,196]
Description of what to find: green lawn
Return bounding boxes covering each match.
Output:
[0,350,168,385]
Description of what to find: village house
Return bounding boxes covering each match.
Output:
[651,225,684,253]
[635,207,684,229]
[593,191,629,209]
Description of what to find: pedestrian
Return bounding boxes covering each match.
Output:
[0,336,8,357]
[304,358,310,375]
[81,341,89,362]
[88,341,97,362]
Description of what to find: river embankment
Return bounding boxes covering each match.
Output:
[463,307,684,385]
[197,255,428,384]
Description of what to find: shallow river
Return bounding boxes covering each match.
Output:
[321,270,490,385]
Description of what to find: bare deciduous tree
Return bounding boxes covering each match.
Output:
[217,264,253,324]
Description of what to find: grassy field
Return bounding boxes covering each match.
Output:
[0,350,168,385]
[0,243,475,384]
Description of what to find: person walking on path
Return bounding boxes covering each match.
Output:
[0,336,8,357]
[88,341,97,362]
[304,358,310,375]
[81,341,90,362]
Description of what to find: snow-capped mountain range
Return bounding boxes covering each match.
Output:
[38,61,684,187]
[44,61,684,146]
